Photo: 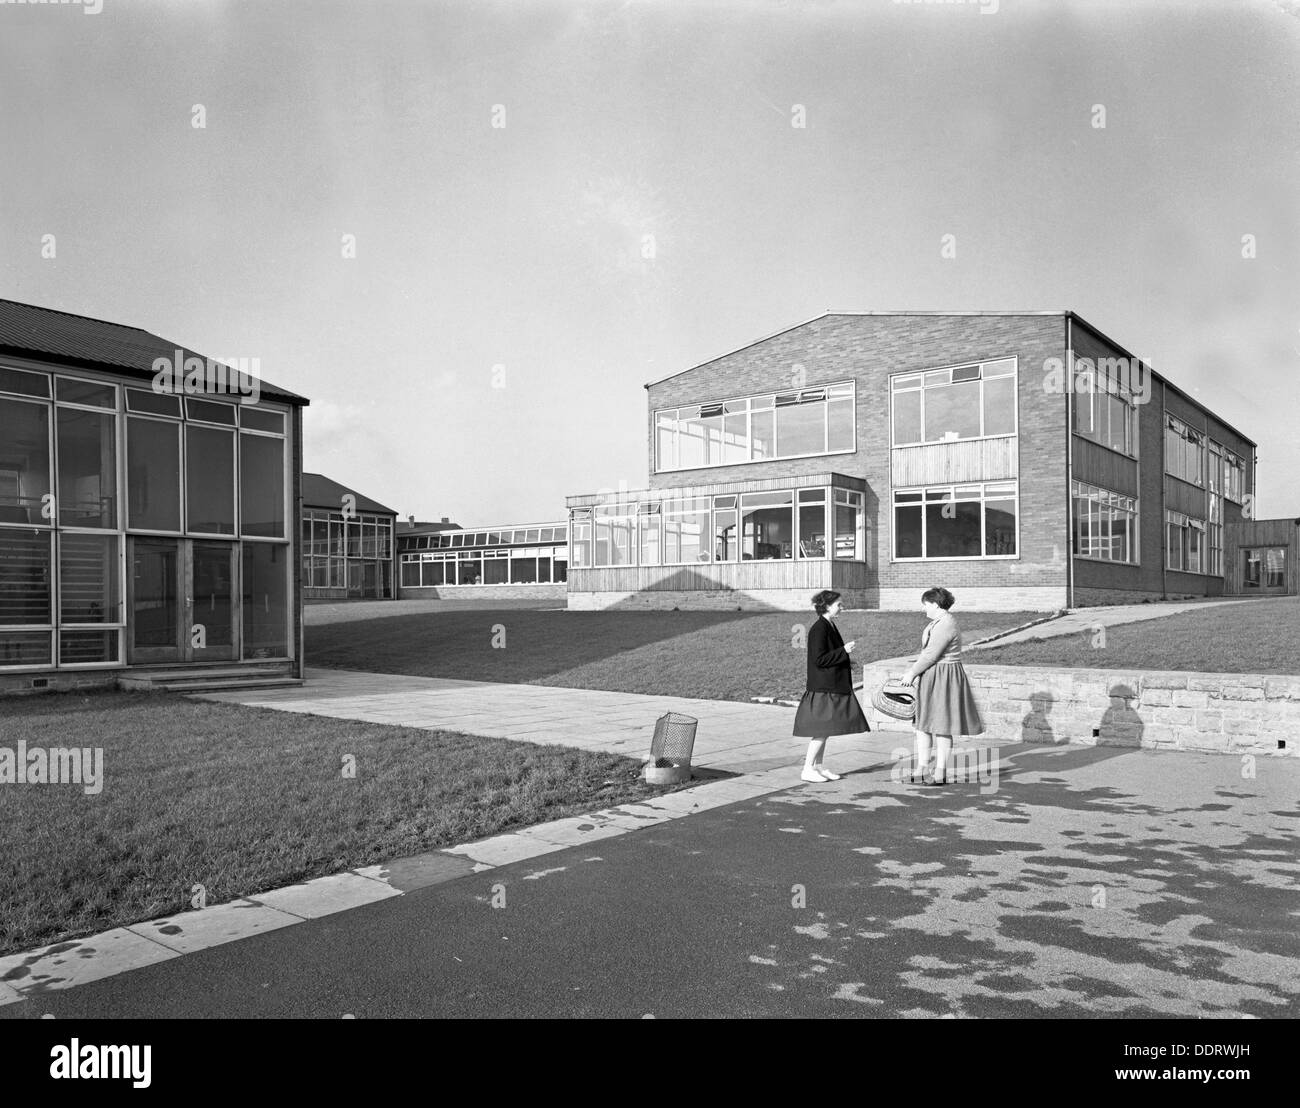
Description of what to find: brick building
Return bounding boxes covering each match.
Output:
[565,312,1279,611]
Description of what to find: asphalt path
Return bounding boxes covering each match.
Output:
[4,742,1297,1019]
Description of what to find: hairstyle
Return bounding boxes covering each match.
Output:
[812,589,841,615]
[921,586,956,610]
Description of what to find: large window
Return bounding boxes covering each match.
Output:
[1,397,51,525]
[891,358,1016,446]
[655,383,854,472]
[1072,481,1138,564]
[569,488,865,568]
[186,425,236,534]
[242,541,289,656]
[893,482,1018,560]
[127,417,182,531]
[1165,416,1205,486]
[1165,510,1206,573]
[1072,360,1139,456]
[240,432,285,537]
[1209,438,1245,504]
[57,408,116,528]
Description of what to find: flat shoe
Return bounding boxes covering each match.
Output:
[814,767,841,780]
[800,769,829,783]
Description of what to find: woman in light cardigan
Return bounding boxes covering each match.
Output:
[901,587,984,786]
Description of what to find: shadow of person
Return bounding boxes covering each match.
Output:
[1021,691,1058,744]
[1097,683,1145,748]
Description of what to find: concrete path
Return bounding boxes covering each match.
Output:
[192,666,891,774]
[967,596,1290,650]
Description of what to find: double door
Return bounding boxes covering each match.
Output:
[129,538,236,663]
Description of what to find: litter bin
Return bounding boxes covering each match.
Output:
[645,712,697,785]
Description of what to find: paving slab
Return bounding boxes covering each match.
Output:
[442,833,568,868]
[249,872,402,919]
[0,928,179,997]
[352,852,478,892]
[126,899,300,955]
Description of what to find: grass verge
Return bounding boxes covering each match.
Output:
[974,597,1300,674]
[306,609,1046,699]
[0,690,694,957]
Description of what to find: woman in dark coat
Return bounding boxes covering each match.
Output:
[792,589,870,782]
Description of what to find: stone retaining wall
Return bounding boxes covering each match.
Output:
[859,662,1298,757]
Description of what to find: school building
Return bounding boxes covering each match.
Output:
[301,474,397,601]
[565,311,1295,611]
[0,298,307,693]
[397,520,569,601]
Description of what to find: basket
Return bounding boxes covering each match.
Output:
[646,712,697,785]
[871,679,917,722]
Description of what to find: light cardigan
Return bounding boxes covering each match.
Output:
[904,614,962,680]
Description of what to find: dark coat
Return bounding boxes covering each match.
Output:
[805,615,853,695]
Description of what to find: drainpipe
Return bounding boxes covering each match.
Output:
[1065,315,1074,610]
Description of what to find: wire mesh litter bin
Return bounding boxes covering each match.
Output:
[645,712,697,785]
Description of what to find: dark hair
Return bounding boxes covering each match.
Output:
[812,590,841,615]
[921,586,956,610]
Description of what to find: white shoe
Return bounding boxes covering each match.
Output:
[815,766,841,781]
[800,768,829,783]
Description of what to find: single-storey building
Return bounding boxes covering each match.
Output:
[397,520,568,600]
[0,298,307,692]
[301,473,397,601]
[565,311,1290,610]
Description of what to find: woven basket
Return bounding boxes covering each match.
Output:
[871,679,917,721]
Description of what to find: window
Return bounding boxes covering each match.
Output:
[240,433,284,537]
[891,358,1017,447]
[242,542,288,656]
[593,504,635,566]
[1072,481,1138,564]
[1165,415,1204,485]
[1072,359,1139,457]
[740,491,793,561]
[1207,490,1223,575]
[796,489,826,559]
[1213,442,1246,504]
[833,489,865,560]
[1165,510,1206,573]
[127,417,181,531]
[893,483,1018,559]
[571,509,592,568]
[655,382,854,471]
[664,497,711,563]
[186,425,235,534]
[0,398,51,526]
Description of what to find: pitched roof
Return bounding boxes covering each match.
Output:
[302,473,398,516]
[0,297,308,404]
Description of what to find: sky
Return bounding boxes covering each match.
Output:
[2,0,1298,527]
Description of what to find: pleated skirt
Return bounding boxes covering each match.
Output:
[792,690,870,738]
[915,662,984,736]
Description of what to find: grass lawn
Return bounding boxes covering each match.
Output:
[304,609,1047,700]
[974,597,1300,674]
[0,691,694,958]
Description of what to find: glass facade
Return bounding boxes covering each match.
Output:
[1072,480,1138,564]
[893,482,1018,560]
[0,365,295,669]
[891,359,1017,446]
[570,489,864,568]
[655,384,855,472]
[301,509,394,599]
[398,523,568,588]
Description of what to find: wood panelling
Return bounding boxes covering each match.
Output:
[1165,477,1208,518]
[890,437,1017,487]
[568,560,871,592]
[1071,436,1139,497]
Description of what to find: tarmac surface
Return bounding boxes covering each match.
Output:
[4,740,1296,1019]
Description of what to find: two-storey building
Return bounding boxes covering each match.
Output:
[565,312,1272,611]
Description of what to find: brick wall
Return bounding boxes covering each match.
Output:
[860,661,1297,757]
[877,586,1065,612]
[567,588,872,611]
[0,672,118,698]
[645,313,1071,597]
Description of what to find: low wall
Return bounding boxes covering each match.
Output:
[876,586,1065,612]
[0,670,118,697]
[859,662,1299,757]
